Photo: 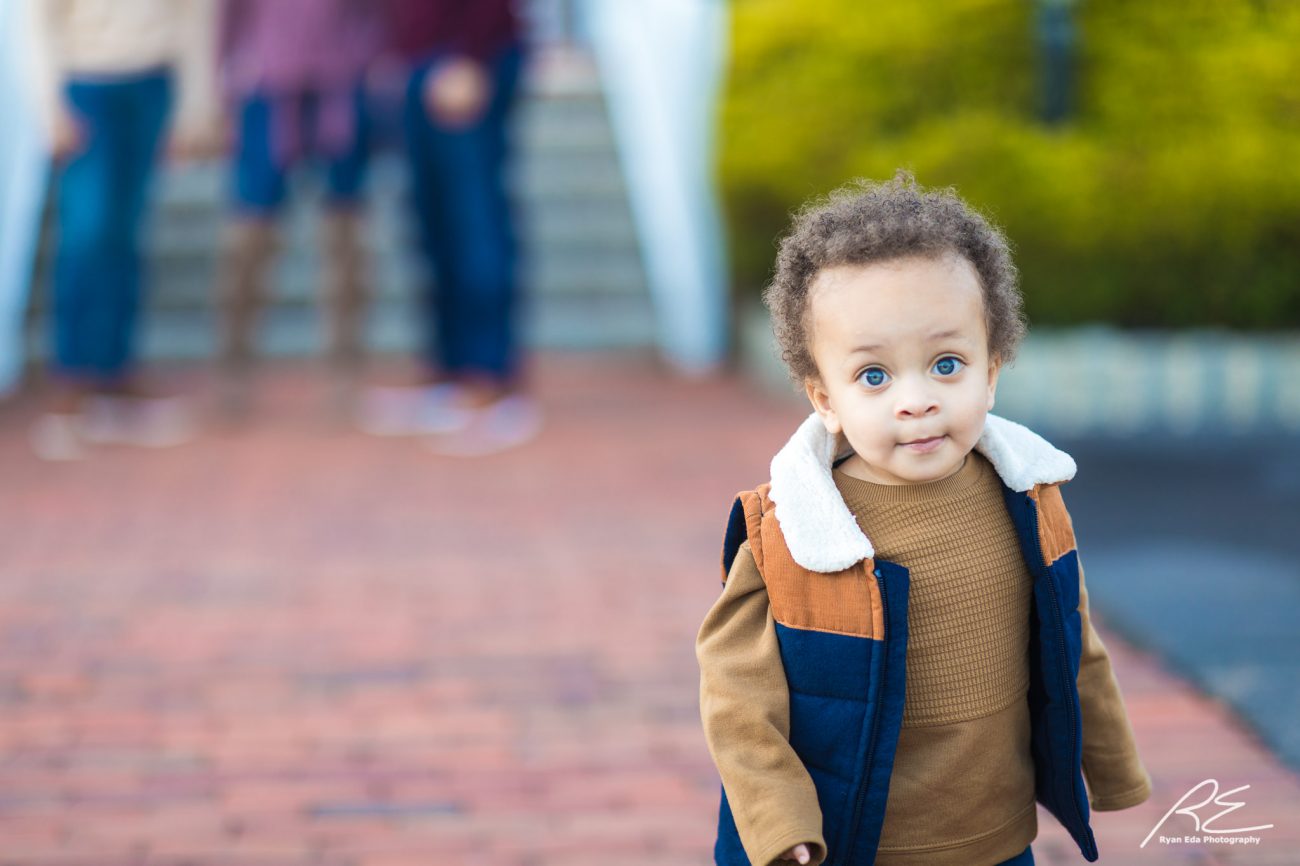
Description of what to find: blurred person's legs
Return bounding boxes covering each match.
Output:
[407,48,523,392]
[585,0,730,374]
[34,69,187,458]
[216,220,277,412]
[319,87,372,409]
[319,208,367,406]
[218,88,371,415]
[216,91,286,413]
[54,71,171,388]
[361,45,540,453]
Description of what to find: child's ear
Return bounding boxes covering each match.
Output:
[804,376,843,435]
[986,357,1002,411]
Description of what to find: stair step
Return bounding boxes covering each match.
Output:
[130,291,658,360]
[144,200,640,259]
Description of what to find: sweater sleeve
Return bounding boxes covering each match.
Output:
[1076,556,1153,811]
[697,542,827,866]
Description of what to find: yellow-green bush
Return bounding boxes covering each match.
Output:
[721,0,1300,327]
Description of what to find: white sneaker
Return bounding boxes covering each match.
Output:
[356,383,475,436]
[30,413,87,461]
[80,396,128,444]
[82,395,195,448]
[425,394,542,457]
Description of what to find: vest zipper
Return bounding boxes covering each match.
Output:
[846,566,888,863]
[1026,497,1088,834]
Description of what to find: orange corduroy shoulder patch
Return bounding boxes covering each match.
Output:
[737,486,883,640]
[1029,483,1077,566]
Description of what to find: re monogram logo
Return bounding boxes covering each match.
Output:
[1141,779,1275,849]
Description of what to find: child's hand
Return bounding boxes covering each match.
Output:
[779,843,813,864]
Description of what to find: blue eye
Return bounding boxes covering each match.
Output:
[932,356,965,376]
[858,367,889,387]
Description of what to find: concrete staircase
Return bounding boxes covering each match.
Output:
[25,50,657,364]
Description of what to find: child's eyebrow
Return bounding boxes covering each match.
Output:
[849,330,970,355]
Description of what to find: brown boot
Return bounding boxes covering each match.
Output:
[320,209,370,413]
[215,219,277,415]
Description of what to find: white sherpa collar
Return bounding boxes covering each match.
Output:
[768,412,1076,573]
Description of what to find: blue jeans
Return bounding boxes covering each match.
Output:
[402,46,524,383]
[53,70,172,383]
[996,845,1035,865]
[232,87,370,214]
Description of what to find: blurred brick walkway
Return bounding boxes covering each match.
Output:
[1,356,1296,865]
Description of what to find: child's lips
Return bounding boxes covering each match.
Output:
[899,435,946,454]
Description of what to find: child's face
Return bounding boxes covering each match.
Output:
[804,253,1000,486]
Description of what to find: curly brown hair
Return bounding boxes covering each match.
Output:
[763,171,1026,383]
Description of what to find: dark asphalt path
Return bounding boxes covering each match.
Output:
[1055,433,1300,771]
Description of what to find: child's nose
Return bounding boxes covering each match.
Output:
[894,379,940,418]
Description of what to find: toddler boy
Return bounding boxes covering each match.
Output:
[697,174,1151,866]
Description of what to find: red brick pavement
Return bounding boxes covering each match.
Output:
[1,356,1296,865]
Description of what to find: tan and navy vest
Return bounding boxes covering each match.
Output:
[712,413,1099,865]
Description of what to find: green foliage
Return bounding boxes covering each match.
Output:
[721,0,1300,327]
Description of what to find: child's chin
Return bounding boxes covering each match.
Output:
[897,457,964,484]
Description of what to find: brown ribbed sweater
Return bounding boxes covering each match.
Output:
[833,452,1036,864]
